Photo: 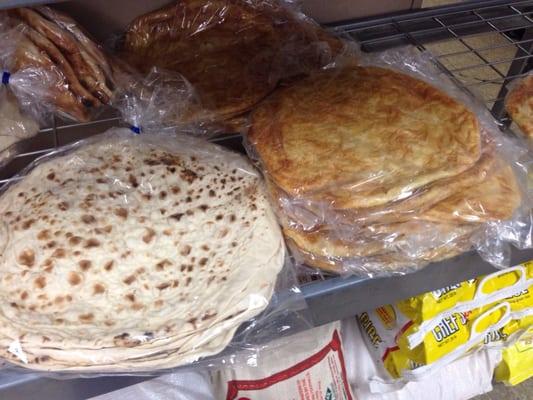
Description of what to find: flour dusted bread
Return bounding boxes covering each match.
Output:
[250,66,481,209]
[0,130,284,371]
[122,0,344,125]
[506,74,533,138]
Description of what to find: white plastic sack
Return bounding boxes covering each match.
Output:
[210,321,354,399]
[342,319,501,400]
[88,370,215,400]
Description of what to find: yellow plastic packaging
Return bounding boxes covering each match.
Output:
[397,280,476,322]
[396,303,510,365]
[398,262,532,325]
[495,326,533,386]
[405,262,532,349]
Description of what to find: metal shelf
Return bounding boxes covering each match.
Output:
[0,0,532,398]
[0,0,65,9]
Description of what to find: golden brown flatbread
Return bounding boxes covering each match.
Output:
[420,162,521,223]
[267,149,497,228]
[249,66,481,209]
[122,0,344,124]
[506,74,533,138]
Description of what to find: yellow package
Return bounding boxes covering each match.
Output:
[405,263,532,350]
[398,263,531,325]
[397,303,510,365]
[397,280,476,322]
[495,326,533,386]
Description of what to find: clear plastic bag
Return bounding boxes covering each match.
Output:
[118,0,354,134]
[0,70,308,373]
[0,6,118,123]
[245,46,532,276]
[504,71,533,139]
[0,86,39,167]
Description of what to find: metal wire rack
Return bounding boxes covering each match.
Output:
[1,0,532,193]
[0,1,532,398]
[334,0,533,122]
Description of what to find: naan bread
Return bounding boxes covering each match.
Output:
[122,0,344,123]
[506,74,533,138]
[0,130,284,371]
[249,66,481,209]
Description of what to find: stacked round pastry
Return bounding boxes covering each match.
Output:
[249,66,521,274]
[0,131,285,371]
[122,0,344,129]
[505,73,533,138]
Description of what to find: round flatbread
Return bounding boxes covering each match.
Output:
[0,130,284,371]
[505,74,533,138]
[249,66,481,209]
[122,0,344,123]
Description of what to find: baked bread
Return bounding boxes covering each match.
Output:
[0,131,284,371]
[5,6,116,122]
[122,0,344,124]
[506,74,533,138]
[249,66,481,209]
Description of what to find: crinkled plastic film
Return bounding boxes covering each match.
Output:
[245,46,532,277]
[0,86,39,168]
[118,0,355,135]
[504,71,533,140]
[0,6,117,123]
[0,124,308,375]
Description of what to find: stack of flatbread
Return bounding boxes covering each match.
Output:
[0,131,285,372]
[3,6,116,122]
[249,66,522,274]
[505,73,533,139]
[121,0,346,131]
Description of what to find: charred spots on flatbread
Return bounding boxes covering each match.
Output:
[78,313,94,323]
[103,260,114,271]
[34,276,46,289]
[84,238,100,248]
[18,249,35,267]
[68,271,81,286]
[114,207,128,219]
[93,283,106,294]
[81,214,96,224]
[170,212,184,221]
[69,236,82,246]
[78,260,92,271]
[142,228,156,244]
[180,245,192,256]
[123,275,136,285]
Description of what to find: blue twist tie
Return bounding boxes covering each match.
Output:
[130,125,141,134]
[2,71,10,85]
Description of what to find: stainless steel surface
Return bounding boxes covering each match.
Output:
[0,0,531,398]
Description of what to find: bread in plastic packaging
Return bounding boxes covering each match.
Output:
[120,0,351,132]
[0,73,313,374]
[0,6,118,123]
[246,48,532,276]
[505,72,533,139]
[343,318,501,400]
